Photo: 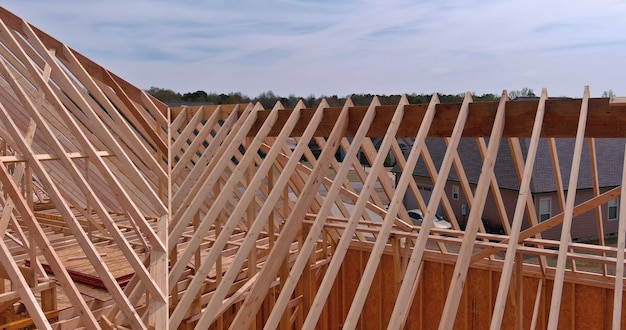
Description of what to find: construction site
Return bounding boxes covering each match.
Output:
[0,5,625,330]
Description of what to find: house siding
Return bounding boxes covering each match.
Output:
[409,175,619,241]
[532,188,619,241]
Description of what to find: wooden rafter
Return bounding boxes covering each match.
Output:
[0,6,625,329]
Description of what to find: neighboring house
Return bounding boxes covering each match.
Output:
[392,138,625,241]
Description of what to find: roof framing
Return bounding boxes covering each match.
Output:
[234,97,626,138]
[0,5,624,329]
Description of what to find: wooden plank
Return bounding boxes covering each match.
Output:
[166,105,263,289]
[0,239,51,329]
[612,144,626,329]
[0,150,115,163]
[389,93,470,328]
[183,101,299,323]
[0,7,166,118]
[530,279,543,330]
[168,105,254,251]
[439,91,507,329]
[470,186,621,262]
[0,33,156,329]
[588,138,608,276]
[508,137,547,270]
[359,138,412,224]
[2,20,166,305]
[246,98,626,138]
[171,106,221,179]
[227,98,349,329]
[59,43,167,197]
[196,107,332,327]
[33,35,167,217]
[0,119,48,281]
[415,134,462,233]
[168,102,299,328]
[341,96,420,327]
[547,86,590,329]
[0,158,99,328]
[476,138,510,236]
[490,89,546,329]
[149,214,169,328]
[265,96,381,329]
[170,107,204,157]
[0,79,141,330]
[170,108,239,212]
[548,137,579,273]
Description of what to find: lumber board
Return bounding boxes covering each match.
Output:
[490,89,546,329]
[243,98,626,138]
[1,6,626,329]
[547,87,590,329]
[439,92,507,329]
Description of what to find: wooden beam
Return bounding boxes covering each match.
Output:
[246,98,626,138]
[439,91,507,329]
[508,137,547,270]
[170,108,240,214]
[389,92,469,328]
[0,64,144,330]
[4,18,167,302]
[0,239,51,329]
[265,96,381,328]
[168,102,292,327]
[184,101,303,327]
[612,144,626,329]
[168,105,254,249]
[588,138,608,276]
[227,98,349,329]
[0,150,115,163]
[59,43,168,202]
[0,7,167,117]
[0,159,99,328]
[530,279,543,330]
[490,88,546,329]
[471,185,622,262]
[547,86,590,329]
[171,106,221,179]
[341,96,412,327]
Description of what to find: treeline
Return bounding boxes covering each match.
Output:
[145,87,539,109]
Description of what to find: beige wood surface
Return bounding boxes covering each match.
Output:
[0,7,624,329]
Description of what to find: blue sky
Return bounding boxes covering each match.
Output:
[4,1,626,98]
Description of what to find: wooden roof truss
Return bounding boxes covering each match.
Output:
[0,6,625,329]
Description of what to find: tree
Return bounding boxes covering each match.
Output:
[602,89,616,98]
[182,90,209,102]
[508,87,536,99]
[145,86,182,102]
[476,93,499,102]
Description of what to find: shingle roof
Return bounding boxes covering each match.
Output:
[393,138,626,193]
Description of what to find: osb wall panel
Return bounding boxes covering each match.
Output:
[334,248,626,330]
[207,248,625,329]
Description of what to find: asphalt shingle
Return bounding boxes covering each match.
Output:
[392,138,626,193]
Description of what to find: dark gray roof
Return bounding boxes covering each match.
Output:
[392,138,626,193]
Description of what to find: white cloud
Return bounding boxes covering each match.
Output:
[3,0,626,97]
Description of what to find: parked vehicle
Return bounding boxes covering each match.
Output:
[482,218,505,235]
[407,209,452,229]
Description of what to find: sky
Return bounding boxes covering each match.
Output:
[3,1,626,98]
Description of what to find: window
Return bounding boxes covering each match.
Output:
[608,198,619,221]
[539,197,551,222]
[452,185,460,200]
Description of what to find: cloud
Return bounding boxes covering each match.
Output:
[3,0,626,97]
